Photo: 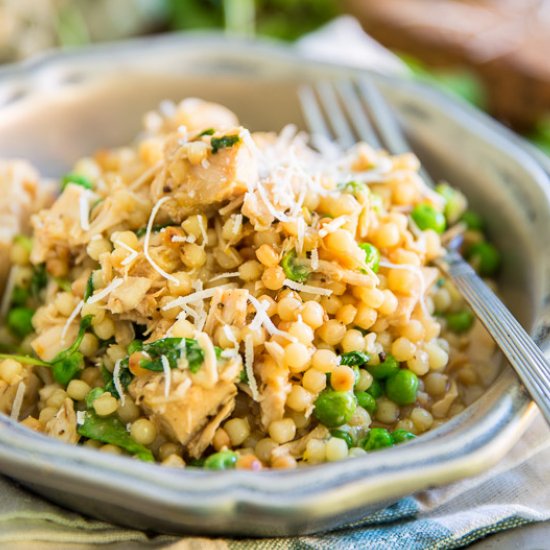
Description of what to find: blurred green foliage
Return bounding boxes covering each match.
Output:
[166,0,339,40]
[530,119,550,156]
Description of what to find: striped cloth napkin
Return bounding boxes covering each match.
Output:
[1,17,549,550]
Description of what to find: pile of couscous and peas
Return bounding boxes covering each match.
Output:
[0,98,501,470]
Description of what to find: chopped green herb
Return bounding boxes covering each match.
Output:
[77,412,154,462]
[53,277,72,292]
[337,180,366,194]
[85,387,106,408]
[281,249,310,283]
[61,173,93,191]
[135,223,173,238]
[7,307,34,338]
[359,243,380,273]
[138,337,205,374]
[210,134,240,154]
[199,128,215,137]
[127,340,143,355]
[84,273,94,302]
[30,264,48,299]
[11,286,29,307]
[13,235,32,253]
[340,351,369,367]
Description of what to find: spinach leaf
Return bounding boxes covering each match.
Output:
[139,337,206,373]
[198,128,215,137]
[77,412,154,462]
[135,223,174,238]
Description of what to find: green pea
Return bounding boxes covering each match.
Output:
[204,450,238,470]
[411,203,446,234]
[362,427,394,451]
[445,310,475,333]
[367,354,399,379]
[465,241,501,277]
[354,391,377,415]
[391,429,416,445]
[460,210,484,231]
[7,307,34,338]
[366,379,384,399]
[386,369,419,406]
[330,429,354,448]
[359,243,380,273]
[435,183,466,224]
[314,390,357,428]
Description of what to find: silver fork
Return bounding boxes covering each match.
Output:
[299,79,550,426]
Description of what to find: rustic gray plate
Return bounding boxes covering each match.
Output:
[0,34,548,536]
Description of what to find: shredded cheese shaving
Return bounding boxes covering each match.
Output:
[160,355,171,400]
[88,277,123,304]
[10,381,26,421]
[76,410,86,425]
[143,196,180,285]
[0,266,16,319]
[244,334,260,402]
[310,248,319,270]
[162,283,235,310]
[196,332,219,387]
[115,240,139,266]
[79,190,92,231]
[197,215,208,244]
[112,359,125,406]
[318,216,348,238]
[283,279,333,296]
[61,299,84,344]
[208,272,240,283]
[248,295,296,341]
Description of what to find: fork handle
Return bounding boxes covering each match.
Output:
[435,251,550,426]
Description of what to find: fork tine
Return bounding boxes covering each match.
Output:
[315,82,356,149]
[357,77,411,155]
[298,85,333,147]
[357,77,436,187]
[335,80,381,149]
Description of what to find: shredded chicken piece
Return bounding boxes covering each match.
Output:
[107,277,152,313]
[45,398,80,444]
[203,288,249,335]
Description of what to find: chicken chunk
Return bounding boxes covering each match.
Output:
[204,288,249,335]
[151,128,258,212]
[129,358,242,455]
[169,98,239,134]
[107,277,152,314]
[45,397,79,444]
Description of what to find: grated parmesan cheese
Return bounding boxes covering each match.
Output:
[318,216,348,238]
[244,334,260,402]
[310,247,319,270]
[115,240,139,266]
[87,277,123,304]
[76,410,86,426]
[160,355,171,400]
[61,299,84,344]
[79,190,92,231]
[162,283,235,311]
[282,279,333,296]
[112,359,125,406]
[196,332,219,387]
[219,196,244,216]
[208,272,240,283]
[143,196,180,285]
[247,295,296,341]
[197,215,208,244]
[10,381,26,421]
